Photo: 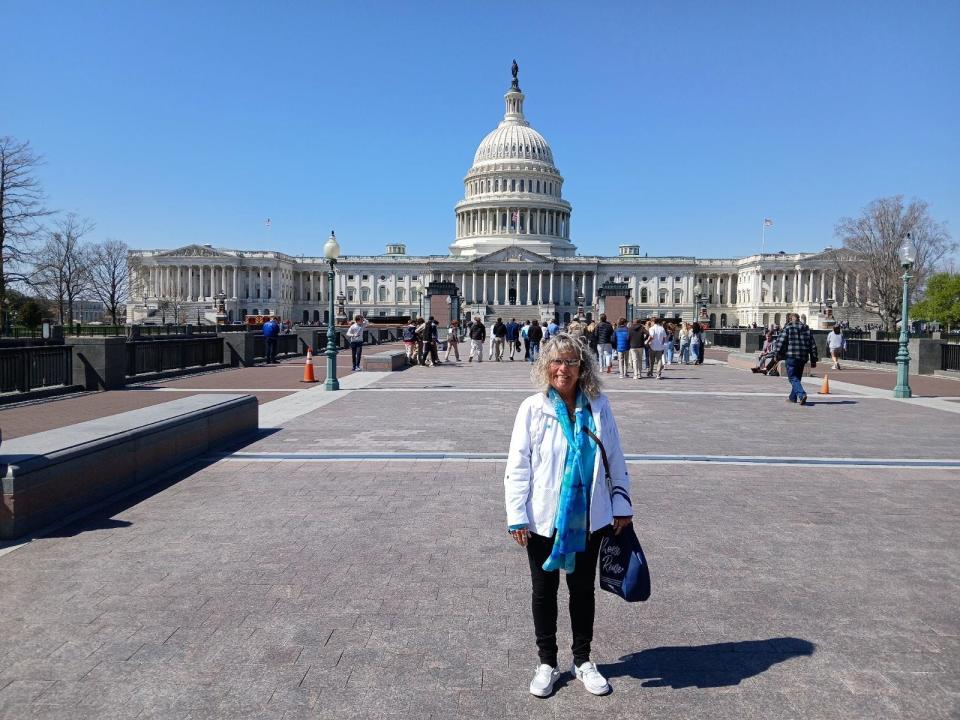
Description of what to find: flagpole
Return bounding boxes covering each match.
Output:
[761,220,766,256]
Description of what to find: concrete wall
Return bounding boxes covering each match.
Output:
[0,394,257,539]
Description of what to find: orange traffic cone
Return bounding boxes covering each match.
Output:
[301,346,317,383]
[818,373,830,395]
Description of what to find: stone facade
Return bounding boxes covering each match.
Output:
[128,68,881,330]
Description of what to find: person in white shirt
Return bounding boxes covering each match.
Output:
[346,314,370,371]
[505,332,633,699]
[827,327,845,370]
[645,316,668,379]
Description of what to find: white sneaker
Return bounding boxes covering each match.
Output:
[529,664,561,697]
[571,661,610,695]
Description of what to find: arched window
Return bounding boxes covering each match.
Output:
[510,179,516,191]
[495,179,500,191]
[658,290,668,304]
[360,288,371,302]
[673,289,682,304]
[377,286,388,302]
[347,287,356,302]
[396,287,405,302]
[640,288,649,303]
[519,179,524,192]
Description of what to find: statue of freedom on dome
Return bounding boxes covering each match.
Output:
[511,59,519,89]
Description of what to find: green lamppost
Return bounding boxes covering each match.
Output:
[893,233,918,398]
[323,231,341,391]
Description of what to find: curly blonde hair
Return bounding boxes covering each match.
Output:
[530,332,603,399]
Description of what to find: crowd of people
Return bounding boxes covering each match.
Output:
[389,314,713,378]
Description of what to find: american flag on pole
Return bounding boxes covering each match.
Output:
[763,218,774,227]
[265,218,272,229]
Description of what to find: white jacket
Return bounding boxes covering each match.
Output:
[504,392,633,536]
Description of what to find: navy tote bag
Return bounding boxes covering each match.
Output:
[585,428,651,603]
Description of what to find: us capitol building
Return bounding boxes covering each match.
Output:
[129,65,878,330]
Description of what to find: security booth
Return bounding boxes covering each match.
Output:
[596,280,631,322]
[424,281,461,326]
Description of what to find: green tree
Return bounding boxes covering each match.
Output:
[913,273,960,331]
[19,298,44,329]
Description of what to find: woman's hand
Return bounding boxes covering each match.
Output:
[510,528,529,547]
[612,517,633,535]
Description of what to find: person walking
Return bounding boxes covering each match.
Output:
[678,323,691,364]
[492,318,507,361]
[402,318,419,365]
[521,320,531,361]
[468,316,486,362]
[547,317,560,340]
[346,314,370,371]
[646,316,668,379]
[774,312,819,405]
[506,318,521,361]
[262,316,280,364]
[443,320,461,362]
[505,332,633,698]
[527,319,543,362]
[628,318,646,380]
[827,326,845,370]
[419,316,441,366]
[614,318,630,378]
[594,314,615,374]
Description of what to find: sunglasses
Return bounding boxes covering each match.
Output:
[550,358,581,367]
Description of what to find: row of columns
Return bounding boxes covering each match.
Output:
[741,269,866,306]
[145,264,285,302]
[431,269,596,306]
[456,207,569,239]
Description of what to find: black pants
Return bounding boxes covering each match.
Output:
[350,341,363,369]
[265,337,278,363]
[419,341,439,365]
[526,529,605,667]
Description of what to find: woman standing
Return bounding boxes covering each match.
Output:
[827,327,845,370]
[505,333,633,698]
[678,323,691,364]
[346,314,370,371]
[690,322,704,365]
[663,323,677,365]
[614,318,630,378]
[444,320,461,362]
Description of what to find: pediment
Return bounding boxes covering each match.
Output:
[157,244,231,258]
[474,246,551,264]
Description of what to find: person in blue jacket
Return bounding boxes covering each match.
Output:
[505,318,521,361]
[262,316,280,364]
[614,318,631,378]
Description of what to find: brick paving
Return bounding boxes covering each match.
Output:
[1,358,958,718]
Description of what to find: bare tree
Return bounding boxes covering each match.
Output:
[832,196,955,330]
[89,238,130,325]
[31,214,95,325]
[0,136,54,326]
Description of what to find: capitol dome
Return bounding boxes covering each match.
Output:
[450,64,575,258]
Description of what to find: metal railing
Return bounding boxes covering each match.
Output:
[0,346,73,393]
[136,325,218,337]
[844,339,899,364]
[126,337,223,377]
[942,344,960,372]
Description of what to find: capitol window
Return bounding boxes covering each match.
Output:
[361,288,371,302]
[674,289,683,303]
[640,288,649,303]
[377,286,388,302]
[396,287,405,301]
[675,276,681,282]
[520,179,524,192]
[641,277,648,282]
[347,288,356,302]
[510,179,516,191]
[348,275,355,281]
[659,290,668,304]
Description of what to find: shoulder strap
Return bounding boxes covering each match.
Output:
[584,425,633,508]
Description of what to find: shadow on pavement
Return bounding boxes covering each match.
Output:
[603,637,815,688]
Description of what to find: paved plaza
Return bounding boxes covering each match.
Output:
[1,355,958,719]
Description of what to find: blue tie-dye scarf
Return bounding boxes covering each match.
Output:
[543,388,597,573]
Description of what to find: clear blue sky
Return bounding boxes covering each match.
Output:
[3,0,958,260]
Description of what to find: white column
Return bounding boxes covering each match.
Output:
[482,272,488,303]
[548,271,554,303]
[187,266,193,300]
[581,272,587,302]
[493,271,499,305]
[526,271,532,305]
[537,270,543,304]
[471,272,477,303]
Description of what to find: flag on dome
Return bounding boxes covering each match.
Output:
[265,218,272,228]
[763,218,774,227]
[512,211,519,225]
